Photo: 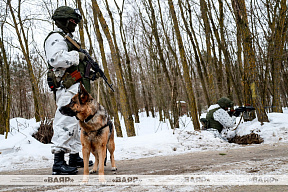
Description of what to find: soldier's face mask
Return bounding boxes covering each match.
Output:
[69,19,77,25]
[67,20,77,32]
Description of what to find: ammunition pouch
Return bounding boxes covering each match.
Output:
[47,69,60,91]
[61,70,82,89]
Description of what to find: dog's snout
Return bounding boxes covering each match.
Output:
[59,106,77,117]
[59,106,69,116]
[59,106,65,115]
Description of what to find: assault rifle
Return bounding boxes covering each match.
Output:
[229,106,256,117]
[65,35,115,92]
[235,106,255,113]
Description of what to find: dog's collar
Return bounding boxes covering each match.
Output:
[84,112,96,123]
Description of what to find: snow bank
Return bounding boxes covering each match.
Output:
[0,118,52,171]
[0,109,288,172]
[235,111,288,143]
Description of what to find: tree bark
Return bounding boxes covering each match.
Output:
[147,0,172,89]
[91,3,123,137]
[168,0,200,130]
[114,0,140,123]
[8,0,44,122]
[92,0,135,136]
[0,33,11,138]
[271,0,286,112]
[200,0,223,99]
[76,0,85,49]
[0,3,10,138]
[179,0,211,106]
[132,37,150,118]
[232,0,269,123]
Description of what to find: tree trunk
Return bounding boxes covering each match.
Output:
[232,0,269,123]
[91,3,123,137]
[158,0,180,128]
[114,0,140,123]
[205,0,242,104]
[132,38,149,118]
[199,0,223,99]
[0,34,11,138]
[8,0,43,122]
[271,0,286,113]
[76,0,85,49]
[168,0,200,130]
[0,3,10,138]
[76,0,94,55]
[179,0,211,106]
[147,0,172,89]
[92,0,135,136]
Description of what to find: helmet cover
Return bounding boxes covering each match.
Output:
[217,97,234,108]
[52,6,82,23]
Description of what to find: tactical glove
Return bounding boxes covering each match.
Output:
[90,71,101,81]
[79,52,87,61]
[228,110,234,117]
[233,111,241,117]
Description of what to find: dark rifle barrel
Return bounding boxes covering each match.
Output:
[235,106,256,112]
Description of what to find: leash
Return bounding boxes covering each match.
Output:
[84,79,100,122]
[97,78,100,103]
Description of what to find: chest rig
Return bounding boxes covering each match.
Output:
[206,107,224,132]
[45,31,91,94]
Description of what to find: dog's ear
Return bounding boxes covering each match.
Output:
[78,82,89,104]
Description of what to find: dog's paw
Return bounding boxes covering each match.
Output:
[111,167,117,171]
[89,169,97,174]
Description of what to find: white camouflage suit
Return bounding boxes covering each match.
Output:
[207,104,236,129]
[207,104,237,139]
[44,27,82,154]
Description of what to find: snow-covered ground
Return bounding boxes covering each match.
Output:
[1,109,288,172]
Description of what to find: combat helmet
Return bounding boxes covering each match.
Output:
[217,97,234,109]
[52,6,82,23]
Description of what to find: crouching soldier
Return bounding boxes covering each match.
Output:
[201,97,240,135]
[44,6,93,175]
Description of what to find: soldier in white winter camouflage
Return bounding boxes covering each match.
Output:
[201,97,240,133]
[44,6,93,175]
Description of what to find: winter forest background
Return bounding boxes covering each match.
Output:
[0,0,287,138]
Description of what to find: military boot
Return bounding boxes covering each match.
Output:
[69,153,93,168]
[52,151,78,175]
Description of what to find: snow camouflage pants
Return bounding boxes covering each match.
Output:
[51,82,82,154]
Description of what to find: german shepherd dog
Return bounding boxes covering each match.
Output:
[59,82,117,176]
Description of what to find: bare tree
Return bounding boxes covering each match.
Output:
[91,1,123,137]
[168,0,200,130]
[0,2,10,138]
[270,0,287,112]
[8,0,44,121]
[232,0,269,123]
[92,0,135,136]
[113,0,140,123]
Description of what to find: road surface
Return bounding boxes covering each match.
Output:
[1,142,288,191]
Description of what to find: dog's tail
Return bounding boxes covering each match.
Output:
[104,148,107,166]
